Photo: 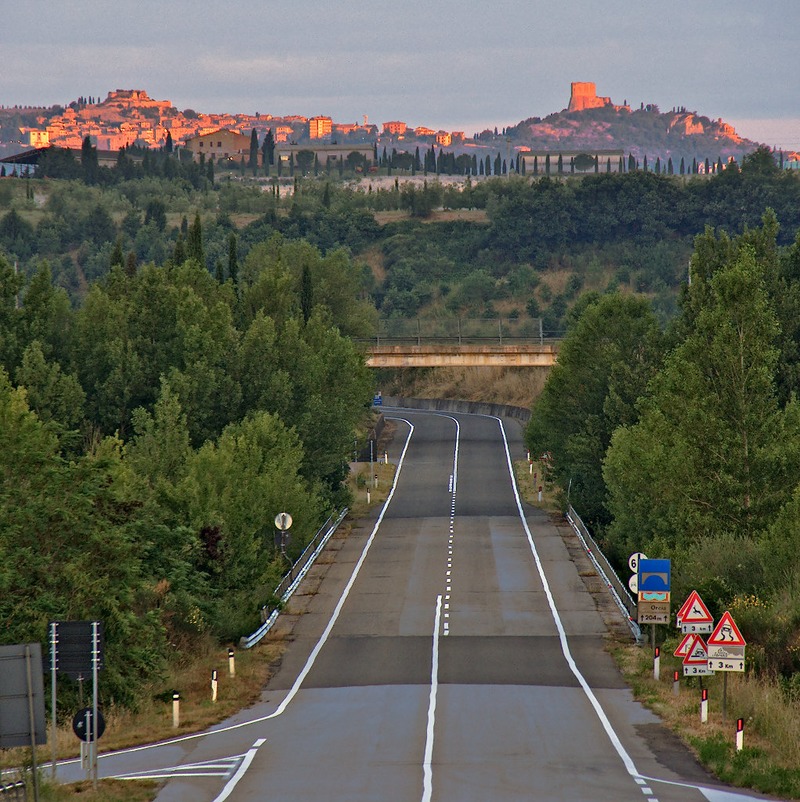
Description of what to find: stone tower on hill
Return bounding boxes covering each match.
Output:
[568,82,612,112]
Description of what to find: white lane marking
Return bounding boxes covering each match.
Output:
[59,422,418,767]
[421,594,443,802]
[495,417,649,793]
[212,738,266,802]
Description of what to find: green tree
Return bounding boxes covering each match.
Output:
[228,231,239,286]
[249,128,259,175]
[15,340,85,431]
[187,212,204,265]
[604,246,800,560]
[526,294,662,526]
[81,135,99,184]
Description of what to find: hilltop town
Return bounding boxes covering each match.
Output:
[0,83,777,167]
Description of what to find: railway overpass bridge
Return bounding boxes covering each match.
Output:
[361,318,560,368]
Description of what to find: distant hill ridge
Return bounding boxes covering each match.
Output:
[501,81,758,161]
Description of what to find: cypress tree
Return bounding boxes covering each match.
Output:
[187,212,203,264]
[125,251,137,278]
[165,131,174,153]
[557,154,563,174]
[173,234,186,265]
[110,236,124,269]
[534,155,538,175]
[300,263,313,323]
[249,128,259,174]
[227,232,238,286]
[545,154,551,175]
[680,156,685,175]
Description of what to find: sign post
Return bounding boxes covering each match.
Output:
[275,512,293,557]
[707,611,746,720]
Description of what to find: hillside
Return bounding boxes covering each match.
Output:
[501,83,759,163]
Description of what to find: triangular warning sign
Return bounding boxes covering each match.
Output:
[674,632,694,658]
[681,591,714,624]
[682,634,709,665]
[708,611,746,647]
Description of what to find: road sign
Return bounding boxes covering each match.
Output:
[682,634,714,676]
[628,552,647,573]
[373,392,383,406]
[707,611,746,672]
[677,590,714,633]
[628,574,638,594]
[49,621,104,679]
[638,559,671,592]
[637,599,670,624]
[0,643,47,748]
[72,707,106,742]
[274,512,293,531]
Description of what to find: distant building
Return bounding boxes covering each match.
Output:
[382,121,407,136]
[308,116,333,140]
[414,126,436,138]
[568,82,613,112]
[435,131,452,147]
[183,129,251,162]
[785,151,800,170]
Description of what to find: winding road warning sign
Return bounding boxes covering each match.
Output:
[707,611,746,672]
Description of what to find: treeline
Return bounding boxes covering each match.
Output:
[0,239,373,708]
[2,146,799,334]
[526,212,800,678]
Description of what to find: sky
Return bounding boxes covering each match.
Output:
[1,0,798,149]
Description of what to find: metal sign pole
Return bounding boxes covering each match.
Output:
[50,622,58,779]
[25,645,41,802]
[92,621,99,789]
[722,672,728,722]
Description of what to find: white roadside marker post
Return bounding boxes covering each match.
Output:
[172,692,180,728]
[701,688,708,723]
[736,718,744,752]
[673,670,680,696]
[211,669,218,702]
[228,647,236,677]
[653,646,660,681]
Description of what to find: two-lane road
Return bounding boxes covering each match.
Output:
[59,408,772,801]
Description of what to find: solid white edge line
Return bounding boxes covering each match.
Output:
[493,415,642,780]
[212,738,266,802]
[422,594,443,802]
[265,416,415,720]
[60,422,417,768]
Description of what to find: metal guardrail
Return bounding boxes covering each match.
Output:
[0,782,26,801]
[239,508,349,649]
[361,317,561,346]
[566,505,642,643]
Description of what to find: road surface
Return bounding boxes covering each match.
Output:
[57,408,773,801]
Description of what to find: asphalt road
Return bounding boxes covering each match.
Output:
[56,408,774,801]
